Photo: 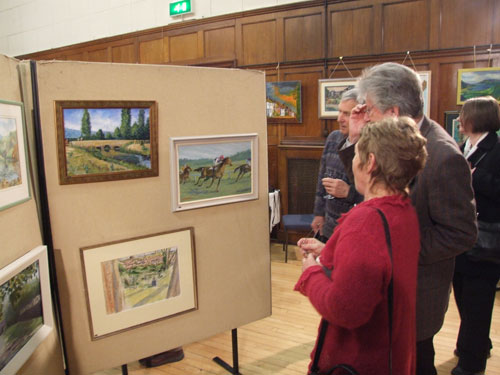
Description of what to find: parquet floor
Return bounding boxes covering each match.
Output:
[93,244,500,375]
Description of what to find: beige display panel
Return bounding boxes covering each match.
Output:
[0,55,65,375]
[35,60,271,374]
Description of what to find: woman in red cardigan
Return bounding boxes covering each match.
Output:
[295,117,427,375]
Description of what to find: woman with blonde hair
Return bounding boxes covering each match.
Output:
[296,116,427,375]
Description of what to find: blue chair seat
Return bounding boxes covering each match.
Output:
[282,214,314,263]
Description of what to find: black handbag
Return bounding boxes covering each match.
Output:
[466,220,500,264]
[308,208,394,375]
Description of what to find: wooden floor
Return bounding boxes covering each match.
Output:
[93,244,500,375]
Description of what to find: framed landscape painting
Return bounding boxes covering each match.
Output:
[0,100,30,211]
[318,78,357,119]
[55,101,158,184]
[418,71,432,117]
[170,134,258,212]
[444,110,466,144]
[81,228,197,339]
[266,81,302,123]
[457,67,500,105]
[0,246,54,375]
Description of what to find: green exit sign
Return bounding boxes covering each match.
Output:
[169,0,192,16]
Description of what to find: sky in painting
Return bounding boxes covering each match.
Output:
[461,70,500,84]
[0,117,16,137]
[63,108,149,132]
[178,141,251,160]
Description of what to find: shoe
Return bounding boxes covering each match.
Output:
[139,347,184,367]
[451,365,485,375]
[454,348,491,359]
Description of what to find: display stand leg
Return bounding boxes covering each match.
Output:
[121,364,128,375]
[213,329,241,374]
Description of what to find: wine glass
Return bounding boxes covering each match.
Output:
[323,168,335,200]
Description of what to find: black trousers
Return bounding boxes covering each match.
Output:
[416,336,437,375]
[453,267,499,372]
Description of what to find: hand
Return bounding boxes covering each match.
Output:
[302,252,319,272]
[349,104,369,143]
[297,237,325,258]
[311,216,325,234]
[322,178,349,198]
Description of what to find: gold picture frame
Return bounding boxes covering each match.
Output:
[55,100,158,184]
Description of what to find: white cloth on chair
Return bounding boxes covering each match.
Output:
[269,190,281,232]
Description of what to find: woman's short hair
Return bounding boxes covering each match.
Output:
[357,116,427,196]
[460,96,500,133]
[357,62,424,119]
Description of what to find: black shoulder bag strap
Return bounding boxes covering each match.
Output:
[309,208,393,375]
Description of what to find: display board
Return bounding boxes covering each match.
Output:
[0,55,65,375]
[35,60,270,374]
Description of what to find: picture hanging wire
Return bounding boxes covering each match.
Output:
[329,57,354,79]
[276,61,280,82]
[402,51,418,71]
[473,45,476,68]
[487,44,493,67]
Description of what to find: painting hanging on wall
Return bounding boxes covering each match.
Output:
[0,100,30,211]
[266,81,302,123]
[457,67,500,105]
[170,134,258,212]
[444,110,466,144]
[81,228,197,339]
[55,101,158,184]
[0,246,54,375]
[418,71,432,118]
[318,78,357,119]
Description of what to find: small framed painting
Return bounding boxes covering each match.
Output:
[457,67,500,105]
[0,246,54,374]
[81,228,197,339]
[170,133,258,212]
[318,78,357,119]
[444,110,466,144]
[55,101,158,184]
[266,81,302,123]
[0,100,30,211]
[418,71,432,117]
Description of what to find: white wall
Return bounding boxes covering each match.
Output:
[0,0,308,57]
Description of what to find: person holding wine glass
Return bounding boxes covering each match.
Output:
[311,89,363,242]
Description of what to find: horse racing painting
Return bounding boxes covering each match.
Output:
[0,100,30,211]
[55,101,158,184]
[170,134,259,211]
[81,228,197,339]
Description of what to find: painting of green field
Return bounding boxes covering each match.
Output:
[101,247,179,315]
[177,141,252,203]
[0,117,22,190]
[63,107,151,176]
[0,261,43,371]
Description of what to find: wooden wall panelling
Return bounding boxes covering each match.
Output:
[268,144,279,190]
[439,0,493,49]
[329,4,375,57]
[494,0,500,44]
[168,31,202,62]
[282,67,324,138]
[65,51,86,62]
[88,47,110,62]
[238,13,280,66]
[139,34,165,64]
[111,40,137,63]
[382,0,429,53]
[204,26,236,60]
[283,6,325,61]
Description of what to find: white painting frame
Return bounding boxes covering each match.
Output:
[0,246,54,374]
[170,133,259,212]
[418,71,432,118]
[0,100,31,211]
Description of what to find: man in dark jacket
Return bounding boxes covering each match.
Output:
[349,62,477,375]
